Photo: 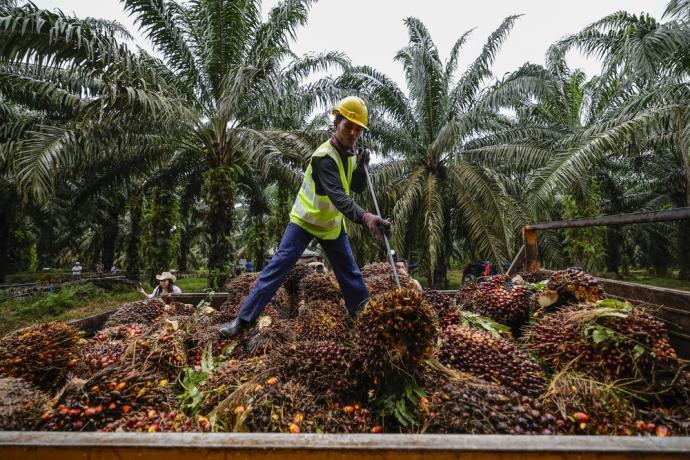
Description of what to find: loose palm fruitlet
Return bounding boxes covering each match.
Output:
[274,340,356,397]
[352,289,438,388]
[100,409,211,432]
[40,363,175,431]
[104,298,166,328]
[456,275,532,329]
[418,368,558,435]
[523,303,678,385]
[0,377,49,430]
[439,325,545,396]
[547,268,604,305]
[0,321,80,391]
[313,400,374,433]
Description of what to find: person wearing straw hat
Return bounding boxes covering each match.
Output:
[138,271,182,298]
[218,96,391,339]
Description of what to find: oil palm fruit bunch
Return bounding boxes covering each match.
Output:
[298,272,342,304]
[365,273,414,297]
[224,378,319,433]
[74,324,146,377]
[294,309,348,343]
[198,356,268,416]
[419,376,558,434]
[541,371,639,435]
[104,298,166,328]
[124,319,189,380]
[284,263,314,297]
[245,318,294,357]
[0,322,80,391]
[100,409,211,432]
[523,301,678,385]
[75,339,129,378]
[418,365,558,434]
[0,377,49,430]
[520,270,552,283]
[188,305,233,347]
[40,363,175,431]
[219,276,284,321]
[456,275,532,329]
[274,340,356,397]
[422,290,459,329]
[547,268,604,305]
[352,289,438,389]
[361,262,396,279]
[438,325,545,396]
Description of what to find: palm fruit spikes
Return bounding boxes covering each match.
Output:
[0,321,80,391]
[352,289,438,389]
[0,377,49,430]
[439,325,545,396]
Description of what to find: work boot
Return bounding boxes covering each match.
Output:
[218,317,251,339]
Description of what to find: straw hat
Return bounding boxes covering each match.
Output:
[155,271,177,283]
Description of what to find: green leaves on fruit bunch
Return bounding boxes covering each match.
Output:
[373,380,426,428]
[178,344,215,417]
[458,311,511,338]
[581,300,649,361]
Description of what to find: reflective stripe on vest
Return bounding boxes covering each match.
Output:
[289,140,356,240]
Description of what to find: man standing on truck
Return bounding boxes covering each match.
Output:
[219,96,390,339]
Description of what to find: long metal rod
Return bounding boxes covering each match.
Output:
[363,164,401,289]
[524,207,690,231]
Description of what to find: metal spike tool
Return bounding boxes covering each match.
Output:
[363,163,401,289]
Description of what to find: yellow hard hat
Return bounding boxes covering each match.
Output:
[333,96,368,129]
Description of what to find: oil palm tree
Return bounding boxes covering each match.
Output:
[120,0,347,288]
[339,16,552,286]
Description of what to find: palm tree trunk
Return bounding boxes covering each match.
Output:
[126,189,143,280]
[102,208,120,270]
[676,112,690,280]
[145,187,176,285]
[204,167,235,290]
[605,225,622,274]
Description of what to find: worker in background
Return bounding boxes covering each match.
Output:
[138,271,182,298]
[219,96,390,339]
[71,261,82,279]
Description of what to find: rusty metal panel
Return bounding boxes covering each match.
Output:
[1,432,689,460]
[523,228,539,272]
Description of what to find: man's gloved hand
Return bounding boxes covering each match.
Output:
[361,212,391,245]
[355,148,370,169]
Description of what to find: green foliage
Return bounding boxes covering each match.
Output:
[561,188,607,273]
[178,344,215,417]
[458,311,511,337]
[30,284,105,316]
[374,379,426,427]
[144,187,179,285]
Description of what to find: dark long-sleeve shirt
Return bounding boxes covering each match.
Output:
[311,137,367,224]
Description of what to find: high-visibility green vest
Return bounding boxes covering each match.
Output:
[289,140,356,240]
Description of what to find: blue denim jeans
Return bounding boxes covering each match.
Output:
[237,223,370,321]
